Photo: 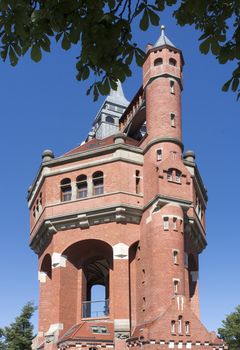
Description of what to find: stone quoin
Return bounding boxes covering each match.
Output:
[28,26,225,350]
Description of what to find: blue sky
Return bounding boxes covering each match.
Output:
[0,9,239,335]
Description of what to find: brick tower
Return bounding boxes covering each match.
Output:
[28,27,224,350]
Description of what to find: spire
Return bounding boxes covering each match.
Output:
[154,25,176,48]
[106,80,129,107]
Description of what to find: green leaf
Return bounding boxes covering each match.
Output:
[199,38,211,54]
[218,47,230,64]
[135,48,145,66]
[231,78,239,92]
[139,10,149,31]
[222,79,232,92]
[31,44,42,62]
[82,66,90,80]
[148,9,160,26]
[9,46,18,66]
[62,33,71,50]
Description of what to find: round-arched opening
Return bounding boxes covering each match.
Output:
[63,239,113,319]
[154,58,163,66]
[188,254,198,298]
[76,174,88,198]
[60,178,72,201]
[106,116,114,124]
[169,58,177,66]
[92,171,104,196]
[40,254,52,279]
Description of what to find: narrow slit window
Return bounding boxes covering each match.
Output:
[173,250,178,264]
[170,80,175,94]
[173,280,179,294]
[185,321,190,335]
[173,217,177,230]
[171,113,176,127]
[178,316,183,334]
[76,175,88,198]
[136,170,141,194]
[60,178,72,202]
[163,217,169,230]
[171,320,176,334]
[156,149,162,161]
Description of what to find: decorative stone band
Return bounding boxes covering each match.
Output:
[30,204,142,254]
[127,339,226,350]
[58,341,114,350]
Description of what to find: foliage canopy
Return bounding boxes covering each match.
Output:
[218,305,240,350]
[0,0,239,99]
[0,302,36,350]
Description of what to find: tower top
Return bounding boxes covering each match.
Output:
[106,80,129,107]
[154,25,176,48]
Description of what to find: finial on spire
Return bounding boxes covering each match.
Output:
[161,25,165,36]
[154,25,176,48]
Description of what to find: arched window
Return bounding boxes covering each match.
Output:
[178,316,183,334]
[106,115,114,124]
[169,58,177,66]
[76,175,88,198]
[60,178,72,201]
[176,170,181,183]
[154,58,163,66]
[167,169,173,181]
[92,171,104,195]
[171,320,176,334]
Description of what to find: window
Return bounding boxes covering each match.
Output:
[167,169,181,183]
[173,250,178,264]
[106,115,114,124]
[76,175,88,198]
[154,58,163,66]
[173,279,179,294]
[173,217,177,230]
[156,149,162,161]
[60,178,72,201]
[163,217,169,230]
[170,113,176,127]
[91,326,108,334]
[170,80,175,94]
[33,206,36,218]
[167,169,173,181]
[93,171,104,195]
[169,58,177,66]
[176,170,181,183]
[136,170,141,194]
[185,321,190,335]
[171,320,176,334]
[178,316,183,334]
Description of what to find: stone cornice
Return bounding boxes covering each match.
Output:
[143,194,192,213]
[30,204,143,255]
[144,72,183,91]
[143,137,184,154]
[28,147,144,207]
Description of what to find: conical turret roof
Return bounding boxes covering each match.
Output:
[154,25,176,48]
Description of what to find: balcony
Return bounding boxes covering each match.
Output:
[82,299,109,319]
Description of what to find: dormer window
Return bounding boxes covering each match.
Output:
[106,115,114,124]
[169,58,177,66]
[154,58,163,66]
[60,178,72,202]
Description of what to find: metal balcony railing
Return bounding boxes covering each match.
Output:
[82,299,109,318]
